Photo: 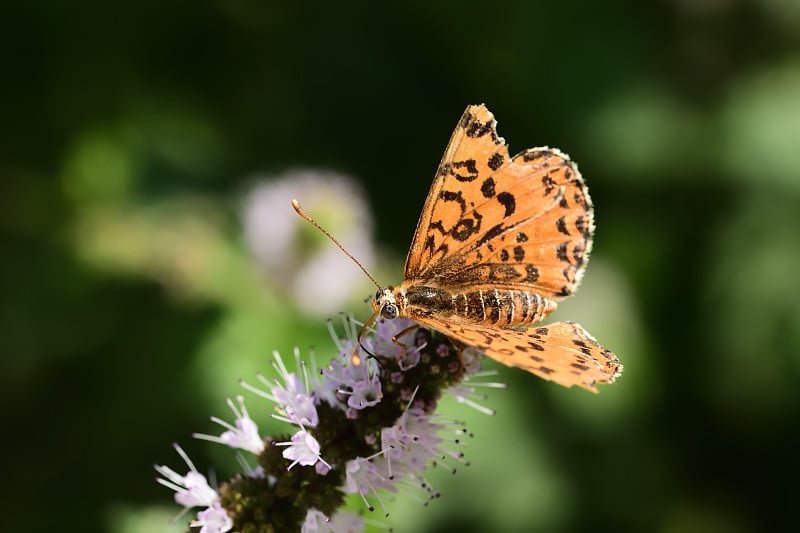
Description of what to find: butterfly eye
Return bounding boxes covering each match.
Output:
[381,303,399,319]
[375,289,382,300]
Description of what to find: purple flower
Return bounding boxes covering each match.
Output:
[274,429,330,471]
[155,444,218,510]
[193,503,233,533]
[346,371,383,409]
[193,396,264,454]
[154,443,232,531]
[240,349,320,427]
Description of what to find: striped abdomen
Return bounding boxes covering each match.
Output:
[405,285,556,326]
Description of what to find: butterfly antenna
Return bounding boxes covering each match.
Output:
[291,199,381,290]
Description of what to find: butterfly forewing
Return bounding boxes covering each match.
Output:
[404,105,511,280]
[404,105,594,301]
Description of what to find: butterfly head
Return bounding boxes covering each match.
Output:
[373,286,405,320]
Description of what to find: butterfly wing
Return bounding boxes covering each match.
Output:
[405,104,593,300]
[404,104,511,280]
[420,317,622,392]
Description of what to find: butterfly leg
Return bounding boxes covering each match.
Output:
[352,310,381,367]
[446,337,471,375]
[391,324,420,363]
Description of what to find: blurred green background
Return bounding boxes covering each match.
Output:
[3,1,799,532]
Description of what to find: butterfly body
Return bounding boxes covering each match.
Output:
[367,104,622,392]
[375,284,556,327]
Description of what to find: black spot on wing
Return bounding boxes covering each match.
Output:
[542,175,556,196]
[522,149,549,162]
[489,265,521,282]
[497,192,515,217]
[465,117,494,138]
[451,159,479,182]
[441,190,467,216]
[556,216,570,236]
[556,242,569,262]
[488,152,505,170]
[481,177,496,198]
[524,264,539,282]
[475,223,505,249]
[452,218,480,241]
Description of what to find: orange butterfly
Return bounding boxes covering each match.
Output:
[294,104,621,392]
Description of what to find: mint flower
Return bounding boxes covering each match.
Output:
[193,396,264,454]
[275,429,330,471]
[344,368,383,410]
[154,444,228,531]
[156,315,502,531]
[194,503,234,533]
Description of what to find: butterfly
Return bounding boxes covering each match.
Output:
[295,104,622,391]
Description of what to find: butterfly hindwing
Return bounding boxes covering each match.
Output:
[419,317,621,392]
